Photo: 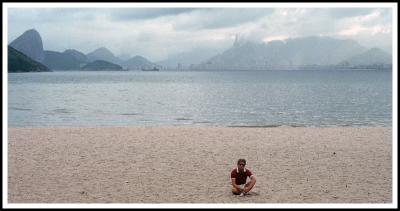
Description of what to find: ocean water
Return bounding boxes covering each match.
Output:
[8,69,392,127]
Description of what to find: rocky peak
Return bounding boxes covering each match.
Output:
[9,28,45,62]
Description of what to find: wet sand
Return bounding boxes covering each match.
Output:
[8,126,392,203]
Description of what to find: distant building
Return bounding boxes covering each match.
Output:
[177,63,182,70]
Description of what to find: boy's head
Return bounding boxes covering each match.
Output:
[237,158,246,171]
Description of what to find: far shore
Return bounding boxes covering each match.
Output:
[8,126,392,203]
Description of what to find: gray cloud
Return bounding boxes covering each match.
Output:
[171,8,274,30]
[109,8,197,21]
[8,8,98,23]
[6,6,393,62]
[326,8,377,18]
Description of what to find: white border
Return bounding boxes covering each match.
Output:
[3,2,398,209]
[391,3,398,208]
[2,203,398,209]
[4,2,397,8]
[3,3,9,209]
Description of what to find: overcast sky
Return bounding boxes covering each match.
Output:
[7,4,394,62]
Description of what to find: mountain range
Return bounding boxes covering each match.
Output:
[64,49,88,64]
[86,47,123,66]
[8,29,392,72]
[156,47,224,69]
[124,55,162,70]
[43,50,82,70]
[195,36,392,70]
[8,29,161,72]
[338,48,392,67]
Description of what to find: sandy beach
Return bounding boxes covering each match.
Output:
[8,126,392,203]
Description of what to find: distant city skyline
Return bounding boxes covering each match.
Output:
[6,3,394,62]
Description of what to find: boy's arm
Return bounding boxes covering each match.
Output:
[231,178,242,191]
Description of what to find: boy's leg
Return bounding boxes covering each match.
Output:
[244,179,256,193]
[231,186,241,195]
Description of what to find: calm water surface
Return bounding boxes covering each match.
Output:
[8,70,392,127]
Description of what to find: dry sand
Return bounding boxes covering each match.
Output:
[8,126,392,203]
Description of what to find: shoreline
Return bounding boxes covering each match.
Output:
[7,124,393,129]
[8,126,392,203]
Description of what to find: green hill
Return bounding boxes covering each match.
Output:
[81,60,123,71]
[8,46,51,72]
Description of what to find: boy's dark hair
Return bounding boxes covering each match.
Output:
[237,159,246,165]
